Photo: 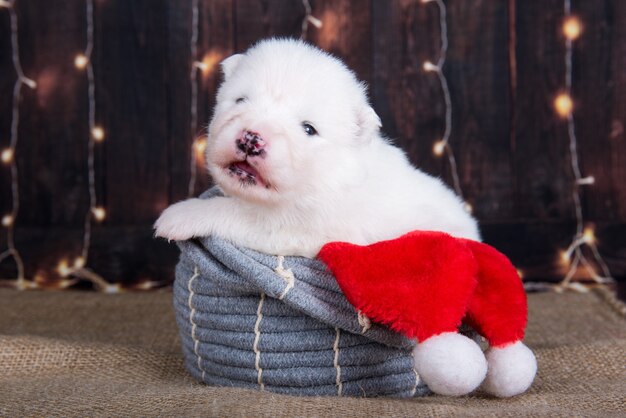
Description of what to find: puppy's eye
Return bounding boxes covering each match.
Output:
[235,97,247,104]
[302,122,318,136]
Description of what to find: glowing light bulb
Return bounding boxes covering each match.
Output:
[74,54,89,69]
[194,51,223,76]
[423,61,438,72]
[134,280,158,290]
[307,15,323,28]
[463,202,473,214]
[193,61,207,72]
[194,138,207,156]
[105,283,122,294]
[563,16,582,41]
[57,259,71,277]
[22,78,37,89]
[73,256,86,269]
[433,140,446,156]
[92,207,106,222]
[2,214,13,227]
[576,176,595,186]
[554,93,573,118]
[1,148,14,164]
[582,227,596,244]
[560,250,571,264]
[91,126,105,142]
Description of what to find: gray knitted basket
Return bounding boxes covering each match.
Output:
[173,189,428,397]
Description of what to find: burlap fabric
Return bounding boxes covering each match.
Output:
[1,288,624,417]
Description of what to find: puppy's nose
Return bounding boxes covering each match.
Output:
[236,130,266,157]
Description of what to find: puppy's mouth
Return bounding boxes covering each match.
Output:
[226,160,271,189]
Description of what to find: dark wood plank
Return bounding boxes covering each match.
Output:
[195,0,235,196]
[609,1,626,221]
[514,0,573,220]
[372,0,512,220]
[574,0,620,221]
[0,226,178,285]
[6,1,88,225]
[0,9,13,217]
[98,0,170,224]
[307,0,373,86]
[481,221,626,282]
[165,0,235,203]
[443,0,513,219]
[371,0,444,178]
[163,0,192,207]
[0,0,624,286]
[234,0,303,52]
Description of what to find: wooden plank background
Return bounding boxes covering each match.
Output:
[0,0,624,288]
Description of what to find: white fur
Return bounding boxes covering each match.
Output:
[155,39,495,397]
[482,341,537,398]
[413,332,488,396]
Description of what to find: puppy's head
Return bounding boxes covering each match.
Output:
[206,38,381,205]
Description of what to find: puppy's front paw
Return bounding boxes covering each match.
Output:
[154,199,209,241]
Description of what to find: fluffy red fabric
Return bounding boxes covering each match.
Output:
[460,239,527,347]
[318,231,527,347]
[318,231,478,342]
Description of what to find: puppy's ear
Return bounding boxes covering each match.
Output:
[220,54,244,80]
[357,105,382,140]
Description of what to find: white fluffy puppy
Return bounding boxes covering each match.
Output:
[156,39,479,255]
[156,39,491,396]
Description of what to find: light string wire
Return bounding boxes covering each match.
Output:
[187,0,200,197]
[300,0,322,40]
[57,0,162,292]
[421,0,470,213]
[52,0,120,292]
[555,0,612,292]
[82,0,97,263]
[0,0,36,289]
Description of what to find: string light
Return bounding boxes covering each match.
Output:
[576,176,594,186]
[186,0,201,197]
[1,215,13,227]
[91,206,106,222]
[194,51,221,77]
[554,93,573,118]
[422,61,439,72]
[75,0,102,264]
[193,137,207,164]
[45,0,116,292]
[555,0,612,292]
[301,0,322,40]
[1,148,14,163]
[0,0,37,290]
[422,0,470,213]
[432,140,446,157]
[57,259,71,278]
[91,126,105,141]
[74,53,89,70]
[73,256,86,269]
[0,1,197,293]
[563,15,582,41]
